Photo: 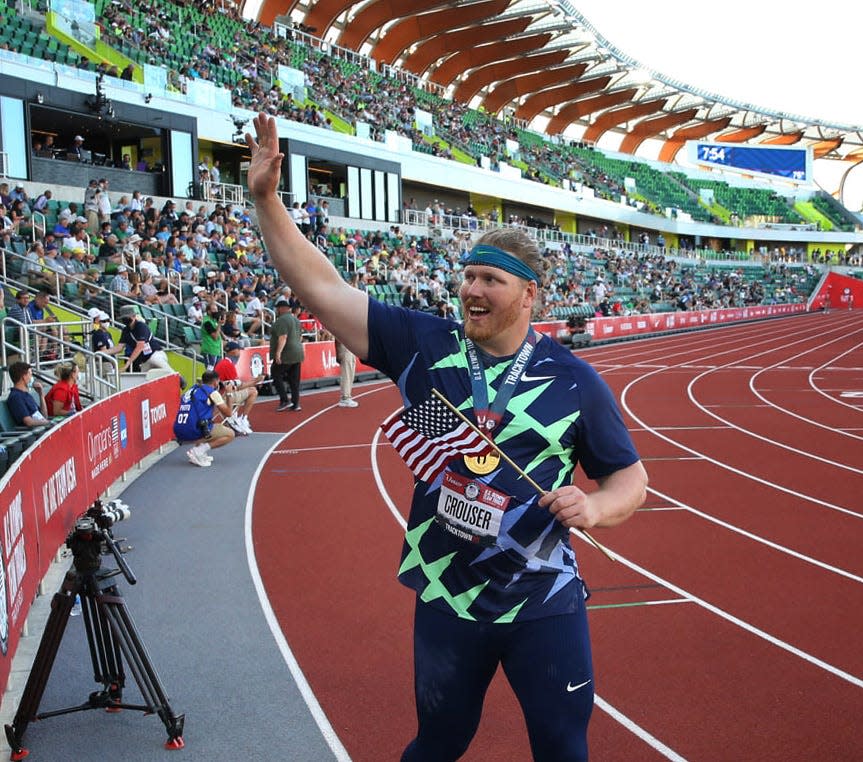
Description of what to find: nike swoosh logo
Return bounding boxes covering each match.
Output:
[566,679,591,693]
[521,373,556,382]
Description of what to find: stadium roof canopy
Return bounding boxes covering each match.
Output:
[252,0,863,164]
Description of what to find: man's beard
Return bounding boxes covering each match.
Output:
[462,292,523,345]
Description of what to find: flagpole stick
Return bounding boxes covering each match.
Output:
[430,389,616,561]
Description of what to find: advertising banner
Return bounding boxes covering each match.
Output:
[585,304,806,340]
[0,375,180,697]
[231,342,375,382]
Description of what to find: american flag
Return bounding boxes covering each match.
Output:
[381,395,493,483]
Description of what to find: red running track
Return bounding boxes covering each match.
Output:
[251,310,863,761]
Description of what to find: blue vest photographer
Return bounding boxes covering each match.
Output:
[172,370,234,467]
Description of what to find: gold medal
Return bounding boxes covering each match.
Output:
[464,451,501,474]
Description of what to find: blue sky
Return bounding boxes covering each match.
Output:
[573,2,863,128]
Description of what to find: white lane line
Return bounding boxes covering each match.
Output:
[594,695,689,762]
[645,486,863,585]
[575,534,863,690]
[246,408,352,762]
[273,442,378,454]
[246,386,392,762]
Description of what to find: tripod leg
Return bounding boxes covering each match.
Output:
[97,587,185,749]
[3,573,79,761]
[81,590,125,707]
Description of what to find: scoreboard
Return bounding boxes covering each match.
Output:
[687,141,811,182]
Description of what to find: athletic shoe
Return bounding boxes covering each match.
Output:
[225,414,244,434]
[229,414,250,436]
[338,399,359,408]
[290,405,302,412]
[239,415,253,434]
[187,447,211,467]
[276,402,292,412]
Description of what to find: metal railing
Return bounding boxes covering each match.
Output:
[400,208,760,263]
[202,180,245,205]
[0,245,205,357]
[29,210,46,242]
[1,316,121,400]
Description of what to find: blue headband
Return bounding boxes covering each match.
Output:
[462,244,540,283]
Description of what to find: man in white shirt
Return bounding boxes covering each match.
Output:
[243,289,265,337]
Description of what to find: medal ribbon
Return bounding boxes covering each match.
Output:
[464,327,538,437]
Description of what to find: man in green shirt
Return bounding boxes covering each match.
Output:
[200,304,224,370]
[268,297,304,411]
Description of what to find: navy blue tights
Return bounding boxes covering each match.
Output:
[401,599,594,761]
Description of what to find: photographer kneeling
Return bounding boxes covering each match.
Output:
[173,370,235,467]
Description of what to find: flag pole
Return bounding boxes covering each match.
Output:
[430,389,616,561]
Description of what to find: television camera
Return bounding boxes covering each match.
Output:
[4,499,184,759]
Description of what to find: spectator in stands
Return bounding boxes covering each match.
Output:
[200,302,224,369]
[100,305,170,373]
[6,361,51,427]
[6,290,33,332]
[242,288,266,337]
[173,369,235,468]
[32,189,52,213]
[186,290,204,326]
[45,362,83,417]
[22,243,54,292]
[154,278,180,306]
[214,341,262,435]
[27,291,59,357]
[269,296,304,412]
[109,264,132,295]
[69,135,86,160]
[87,308,113,353]
[220,308,246,347]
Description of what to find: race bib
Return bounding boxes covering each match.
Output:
[435,470,511,546]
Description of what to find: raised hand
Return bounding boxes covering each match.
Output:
[245,113,285,199]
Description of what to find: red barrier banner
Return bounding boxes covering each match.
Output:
[816,273,863,310]
[585,303,807,340]
[0,375,180,696]
[231,342,375,383]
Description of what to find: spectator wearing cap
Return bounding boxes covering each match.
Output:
[100,305,170,372]
[69,134,85,160]
[213,341,261,436]
[186,289,204,326]
[269,296,304,412]
[87,308,114,352]
[109,264,131,295]
[10,184,28,205]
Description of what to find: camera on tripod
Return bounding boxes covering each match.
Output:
[66,500,131,573]
[5,498,185,758]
